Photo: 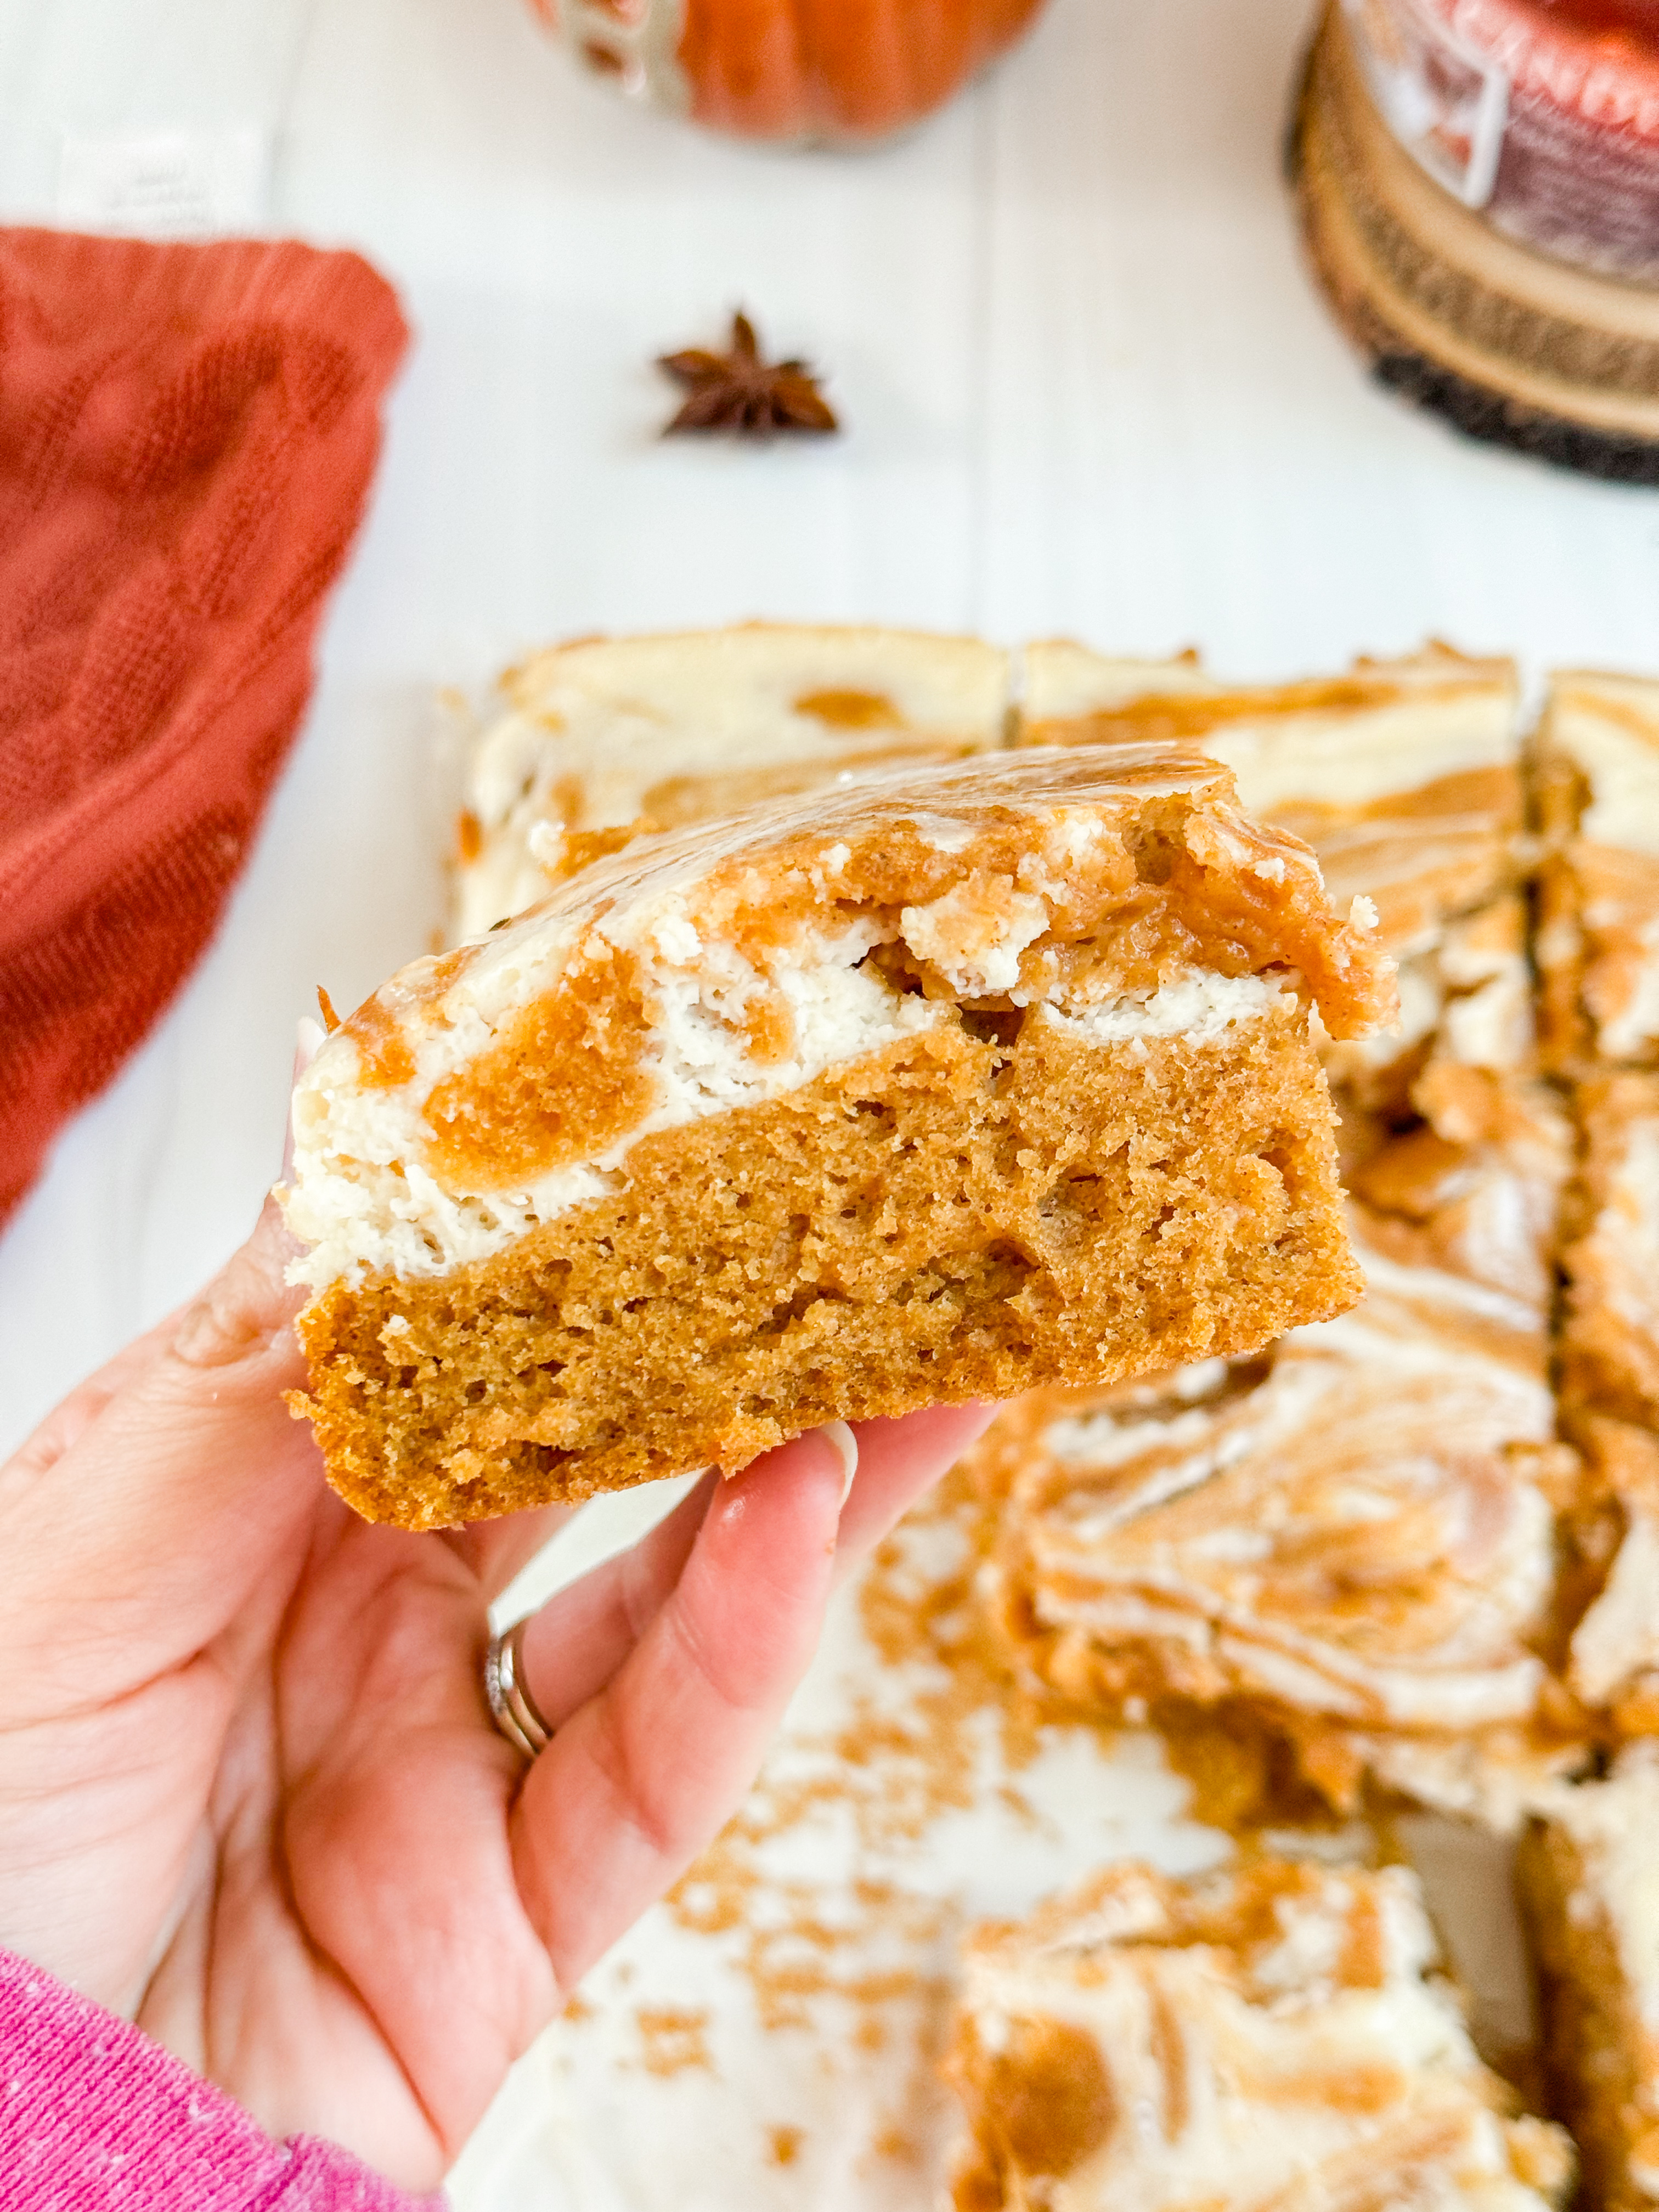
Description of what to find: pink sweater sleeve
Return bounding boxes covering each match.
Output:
[0,1946,444,2211]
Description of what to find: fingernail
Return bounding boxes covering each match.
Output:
[820,1420,859,1505]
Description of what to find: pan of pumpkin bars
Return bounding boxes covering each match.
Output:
[281,625,1659,2212]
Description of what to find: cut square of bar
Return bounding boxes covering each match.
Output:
[1021,639,1530,1106]
[980,1105,1581,1833]
[1534,670,1659,1076]
[948,1856,1572,2212]
[283,745,1390,1528]
[1561,1076,1659,1434]
[1519,1746,1659,2212]
[452,622,1010,939]
[982,643,1582,1829]
[978,1125,1581,1829]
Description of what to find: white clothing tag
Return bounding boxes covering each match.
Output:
[1341,0,1509,209]
[57,127,269,240]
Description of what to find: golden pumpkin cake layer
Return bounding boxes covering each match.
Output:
[1520,1748,1659,2212]
[981,1076,1584,1832]
[453,620,1009,939]
[1536,672,1659,1075]
[282,746,1391,1528]
[1022,640,1530,1103]
[948,1857,1572,2212]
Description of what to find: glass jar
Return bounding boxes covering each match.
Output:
[1342,0,1659,280]
[1295,0,1659,482]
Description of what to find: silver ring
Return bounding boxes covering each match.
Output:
[484,1617,552,1759]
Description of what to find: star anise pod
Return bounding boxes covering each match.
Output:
[657,311,839,439]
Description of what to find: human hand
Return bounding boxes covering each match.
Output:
[0,1197,991,2191]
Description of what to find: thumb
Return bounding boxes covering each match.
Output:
[0,1197,325,1702]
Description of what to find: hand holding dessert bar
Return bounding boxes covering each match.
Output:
[0,1183,991,2187]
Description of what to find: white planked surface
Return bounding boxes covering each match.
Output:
[1,0,1656,2193]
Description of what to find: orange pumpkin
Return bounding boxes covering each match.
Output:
[528,0,1049,143]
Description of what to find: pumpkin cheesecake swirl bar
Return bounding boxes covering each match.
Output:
[947,1857,1572,2212]
[1536,670,1659,1076]
[283,745,1392,1528]
[1021,638,1530,1105]
[453,621,1009,939]
[985,644,1588,1830]
[981,1174,1583,1833]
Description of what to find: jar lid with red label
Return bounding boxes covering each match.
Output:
[1343,0,1659,278]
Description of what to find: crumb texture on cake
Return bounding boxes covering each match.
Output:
[295,1006,1359,1526]
[285,744,1389,1525]
[949,1857,1573,2211]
